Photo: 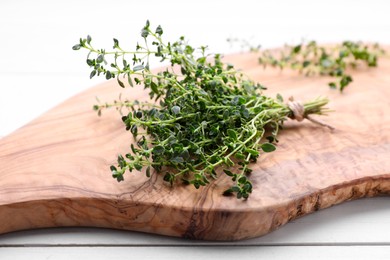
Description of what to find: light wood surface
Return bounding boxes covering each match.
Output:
[0,50,389,241]
[2,246,390,260]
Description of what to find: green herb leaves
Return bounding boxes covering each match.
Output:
[258,41,385,91]
[74,21,331,199]
[261,143,276,153]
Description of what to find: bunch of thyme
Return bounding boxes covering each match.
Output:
[258,40,385,91]
[73,21,331,199]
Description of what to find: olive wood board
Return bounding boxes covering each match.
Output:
[0,50,389,241]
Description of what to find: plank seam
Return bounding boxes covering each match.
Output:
[2,243,390,248]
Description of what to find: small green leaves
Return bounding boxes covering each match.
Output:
[127,74,134,87]
[261,143,276,152]
[113,38,119,49]
[111,165,124,182]
[328,82,337,89]
[171,105,181,115]
[73,36,91,50]
[141,20,150,38]
[75,20,332,200]
[90,70,97,79]
[223,176,253,199]
[72,44,81,50]
[117,77,125,88]
[86,59,94,66]
[339,75,353,92]
[238,176,247,184]
[153,145,165,155]
[135,111,143,118]
[134,163,142,171]
[223,169,234,176]
[141,29,149,38]
[258,40,384,91]
[171,156,184,164]
[292,44,301,54]
[96,55,104,63]
[130,124,138,135]
[105,70,112,80]
[276,93,284,103]
[235,153,245,160]
[155,25,163,36]
[245,148,259,156]
[320,58,332,68]
[133,65,144,72]
[146,166,151,177]
[227,129,238,140]
[163,172,175,185]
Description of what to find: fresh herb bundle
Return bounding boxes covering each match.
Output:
[73,21,331,199]
[258,41,385,91]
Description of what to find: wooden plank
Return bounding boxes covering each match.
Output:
[1,246,390,260]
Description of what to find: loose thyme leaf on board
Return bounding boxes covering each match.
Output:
[74,21,332,199]
[257,40,385,92]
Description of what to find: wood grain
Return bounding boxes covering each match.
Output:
[0,50,389,241]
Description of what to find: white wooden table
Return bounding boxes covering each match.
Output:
[1,0,390,259]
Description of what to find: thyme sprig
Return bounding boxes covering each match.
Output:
[73,21,331,199]
[258,41,385,91]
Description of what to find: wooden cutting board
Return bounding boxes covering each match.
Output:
[0,50,389,241]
